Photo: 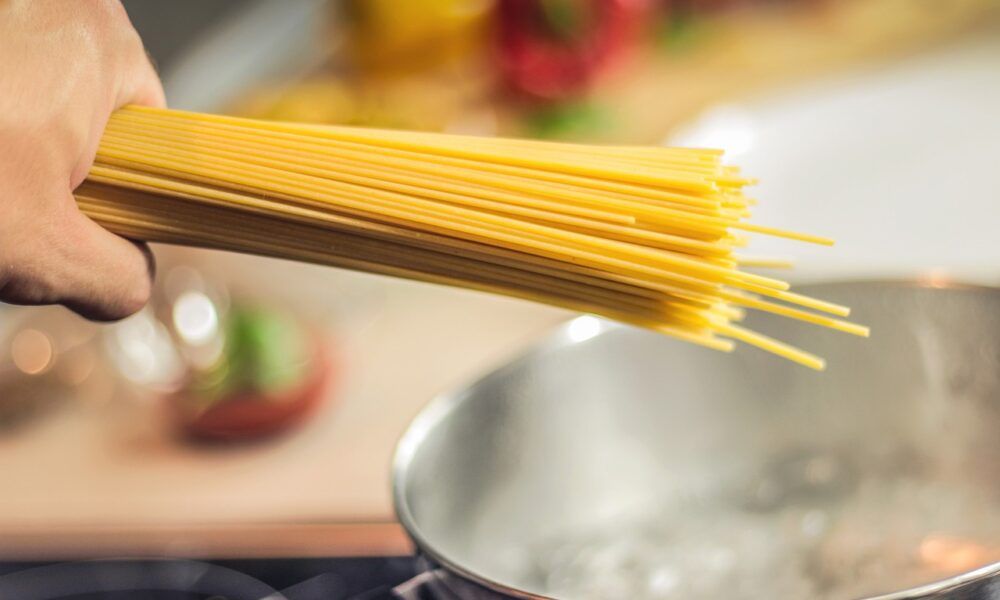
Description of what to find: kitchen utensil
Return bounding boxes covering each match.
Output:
[394,281,1000,599]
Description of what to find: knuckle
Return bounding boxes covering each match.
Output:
[88,0,129,25]
[78,1,140,61]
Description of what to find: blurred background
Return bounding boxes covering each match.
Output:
[0,0,998,564]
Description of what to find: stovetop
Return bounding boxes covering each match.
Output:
[0,557,431,600]
[5,556,1000,599]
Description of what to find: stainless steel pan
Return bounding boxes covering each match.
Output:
[393,281,1000,599]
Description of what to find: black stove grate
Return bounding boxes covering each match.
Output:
[0,557,425,600]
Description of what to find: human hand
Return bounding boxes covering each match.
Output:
[0,0,164,320]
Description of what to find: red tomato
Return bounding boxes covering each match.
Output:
[169,342,334,442]
[497,0,653,101]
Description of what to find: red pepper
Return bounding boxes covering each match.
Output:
[497,0,652,102]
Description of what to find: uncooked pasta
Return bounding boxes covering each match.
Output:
[77,106,868,369]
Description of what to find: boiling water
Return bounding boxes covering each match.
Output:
[530,453,1000,600]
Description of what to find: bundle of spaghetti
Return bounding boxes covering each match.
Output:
[77,106,868,369]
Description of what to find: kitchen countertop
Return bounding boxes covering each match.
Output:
[0,250,568,558]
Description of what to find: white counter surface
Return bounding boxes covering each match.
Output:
[672,33,1000,284]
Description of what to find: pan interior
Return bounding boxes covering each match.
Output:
[396,283,1000,599]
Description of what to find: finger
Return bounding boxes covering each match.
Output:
[48,197,155,321]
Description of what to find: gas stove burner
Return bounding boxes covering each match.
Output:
[0,557,433,600]
[0,559,282,600]
[390,559,507,600]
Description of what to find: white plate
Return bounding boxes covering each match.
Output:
[670,33,1000,284]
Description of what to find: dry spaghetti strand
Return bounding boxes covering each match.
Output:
[78,106,867,369]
